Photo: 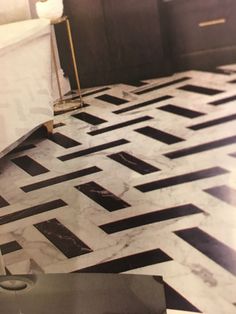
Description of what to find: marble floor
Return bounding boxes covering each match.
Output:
[1,66,236,314]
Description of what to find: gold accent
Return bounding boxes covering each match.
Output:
[51,16,84,110]
[51,16,67,25]
[66,18,83,106]
[199,18,226,27]
[44,120,54,135]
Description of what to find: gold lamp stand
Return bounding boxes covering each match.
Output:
[51,16,84,114]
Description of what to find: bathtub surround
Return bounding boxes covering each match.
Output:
[0,19,53,157]
[0,0,31,24]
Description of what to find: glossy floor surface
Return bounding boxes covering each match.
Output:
[1,67,236,314]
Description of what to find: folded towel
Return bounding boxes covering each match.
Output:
[36,0,64,20]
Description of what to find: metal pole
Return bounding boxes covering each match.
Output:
[65,17,83,107]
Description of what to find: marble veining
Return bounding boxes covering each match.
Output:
[0,68,236,314]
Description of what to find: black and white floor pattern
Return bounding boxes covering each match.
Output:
[1,66,236,314]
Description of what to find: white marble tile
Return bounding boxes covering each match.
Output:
[0,68,236,313]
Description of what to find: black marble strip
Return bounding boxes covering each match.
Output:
[75,181,130,211]
[49,132,81,148]
[108,151,160,175]
[209,94,236,106]
[135,126,184,144]
[135,77,190,95]
[58,139,130,161]
[82,87,110,98]
[8,144,36,155]
[21,166,102,193]
[113,95,173,114]
[88,116,153,136]
[5,268,11,275]
[72,112,107,125]
[0,199,67,226]
[12,155,49,177]
[189,114,236,131]
[0,241,22,255]
[158,104,205,119]
[34,218,92,258]
[95,94,129,105]
[163,281,201,313]
[165,135,236,159]
[124,81,147,87]
[229,152,236,158]
[135,167,228,193]
[100,204,203,234]
[53,122,65,129]
[178,84,223,95]
[175,227,236,276]
[210,68,234,75]
[74,248,172,273]
[204,185,236,206]
[0,196,9,208]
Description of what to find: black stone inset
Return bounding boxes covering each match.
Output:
[9,144,36,155]
[178,84,223,95]
[135,126,184,144]
[53,122,65,129]
[108,151,160,175]
[165,135,236,159]
[34,218,92,258]
[82,87,110,98]
[74,249,172,273]
[163,281,201,313]
[72,112,107,125]
[0,199,67,226]
[159,104,204,119]
[21,166,102,193]
[75,181,130,211]
[204,185,236,206]
[209,94,236,106]
[5,268,11,275]
[0,241,22,255]
[100,204,203,234]
[49,132,81,149]
[58,139,130,161]
[189,114,236,130]
[95,94,129,105]
[175,227,236,276]
[135,77,190,95]
[12,155,49,177]
[135,167,228,193]
[0,196,9,208]
[124,81,147,87]
[113,95,173,114]
[88,116,153,136]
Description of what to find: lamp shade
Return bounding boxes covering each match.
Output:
[36,0,64,21]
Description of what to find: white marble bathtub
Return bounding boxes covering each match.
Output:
[0,18,53,157]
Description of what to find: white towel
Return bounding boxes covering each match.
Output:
[36,0,64,20]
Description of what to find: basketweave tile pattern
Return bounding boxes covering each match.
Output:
[1,68,236,314]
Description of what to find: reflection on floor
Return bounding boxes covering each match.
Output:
[1,66,236,314]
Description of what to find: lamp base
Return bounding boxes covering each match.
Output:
[53,99,84,115]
